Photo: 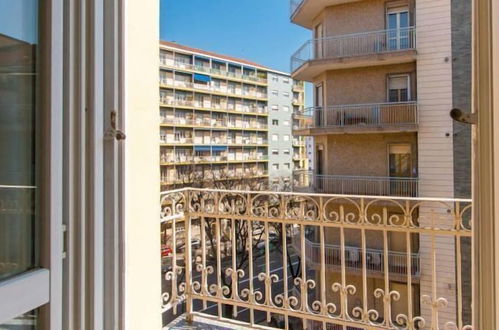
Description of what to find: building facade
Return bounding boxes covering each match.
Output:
[290,0,471,327]
[159,42,305,189]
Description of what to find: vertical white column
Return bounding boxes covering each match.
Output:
[416,0,456,327]
[124,0,161,329]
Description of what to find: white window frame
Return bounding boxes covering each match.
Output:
[0,0,64,326]
[387,74,411,102]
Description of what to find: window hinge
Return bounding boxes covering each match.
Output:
[450,108,477,125]
[105,110,126,140]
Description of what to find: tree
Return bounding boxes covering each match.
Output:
[162,165,303,317]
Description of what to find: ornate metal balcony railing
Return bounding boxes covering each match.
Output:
[294,102,418,130]
[293,171,419,197]
[161,188,472,329]
[291,237,420,277]
[291,27,417,72]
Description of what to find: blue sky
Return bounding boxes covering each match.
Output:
[0,0,38,43]
[160,0,311,74]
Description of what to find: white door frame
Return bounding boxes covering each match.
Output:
[0,0,64,328]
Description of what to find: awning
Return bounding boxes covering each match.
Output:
[194,55,210,61]
[193,73,211,83]
[194,146,211,151]
[212,59,225,66]
[212,146,228,151]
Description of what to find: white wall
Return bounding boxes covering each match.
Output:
[124,0,161,329]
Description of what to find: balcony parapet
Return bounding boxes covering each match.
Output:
[291,27,417,80]
[159,98,268,116]
[293,102,418,135]
[160,58,268,85]
[293,170,419,197]
[160,188,472,329]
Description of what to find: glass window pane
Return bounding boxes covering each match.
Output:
[400,12,409,27]
[388,13,397,29]
[0,0,39,281]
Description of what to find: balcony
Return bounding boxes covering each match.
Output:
[160,58,268,85]
[292,138,305,147]
[159,78,268,101]
[292,82,304,92]
[160,98,268,116]
[290,0,366,29]
[161,188,472,329]
[291,28,417,81]
[293,170,419,197]
[293,102,418,135]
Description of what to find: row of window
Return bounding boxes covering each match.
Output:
[271,105,290,112]
[271,119,290,126]
[270,76,291,84]
[271,133,290,142]
[271,163,291,170]
[272,149,291,155]
[271,90,290,97]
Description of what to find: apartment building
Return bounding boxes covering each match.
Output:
[159,42,306,189]
[268,73,308,185]
[290,0,471,327]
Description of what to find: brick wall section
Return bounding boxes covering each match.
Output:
[325,64,417,105]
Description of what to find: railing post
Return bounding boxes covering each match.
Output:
[184,190,193,323]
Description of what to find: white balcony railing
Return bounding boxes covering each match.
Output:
[293,171,419,197]
[294,102,418,130]
[161,188,472,329]
[291,27,417,72]
[292,237,420,277]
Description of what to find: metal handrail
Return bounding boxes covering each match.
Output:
[160,58,268,84]
[294,102,418,129]
[160,188,472,329]
[292,236,420,276]
[293,170,419,197]
[291,27,417,72]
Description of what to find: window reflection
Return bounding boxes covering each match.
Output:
[0,310,38,330]
[0,0,39,281]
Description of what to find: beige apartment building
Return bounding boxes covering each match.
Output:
[290,0,471,327]
[159,42,306,189]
